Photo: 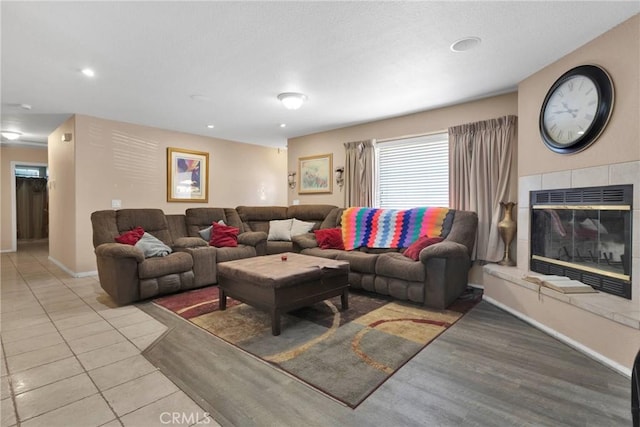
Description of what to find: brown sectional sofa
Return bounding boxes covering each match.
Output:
[91,204,477,310]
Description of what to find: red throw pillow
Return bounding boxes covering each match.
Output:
[314,228,345,250]
[403,236,444,261]
[210,223,239,248]
[115,226,145,245]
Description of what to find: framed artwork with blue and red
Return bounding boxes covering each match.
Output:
[167,147,209,202]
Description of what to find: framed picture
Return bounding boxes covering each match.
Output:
[167,147,209,202]
[298,153,333,194]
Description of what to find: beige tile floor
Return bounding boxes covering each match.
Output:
[1,241,219,427]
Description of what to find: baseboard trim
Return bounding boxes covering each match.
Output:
[48,256,97,278]
[483,295,632,379]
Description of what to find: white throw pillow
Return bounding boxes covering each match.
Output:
[267,219,293,241]
[291,218,315,237]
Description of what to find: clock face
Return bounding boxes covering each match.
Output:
[539,65,614,154]
[542,75,599,145]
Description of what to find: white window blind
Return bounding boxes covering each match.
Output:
[376,132,449,209]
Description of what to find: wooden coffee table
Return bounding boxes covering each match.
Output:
[217,252,350,335]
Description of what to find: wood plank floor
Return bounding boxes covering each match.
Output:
[138,298,631,426]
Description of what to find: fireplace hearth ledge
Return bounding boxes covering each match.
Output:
[483,264,639,330]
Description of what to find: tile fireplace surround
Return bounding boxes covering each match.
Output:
[482,160,640,375]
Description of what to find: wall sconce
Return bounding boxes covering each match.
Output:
[287,172,297,189]
[335,167,344,189]
[61,133,73,142]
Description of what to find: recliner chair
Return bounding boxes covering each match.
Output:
[91,209,196,305]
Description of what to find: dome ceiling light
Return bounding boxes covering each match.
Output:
[277,92,307,110]
[1,130,22,140]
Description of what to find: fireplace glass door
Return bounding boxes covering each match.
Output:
[529,184,632,299]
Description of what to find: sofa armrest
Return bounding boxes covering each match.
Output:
[419,241,469,262]
[418,241,471,310]
[94,243,143,305]
[238,231,267,246]
[178,246,218,287]
[173,237,208,249]
[238,231,268,256]
[291,233,318,253]
[95,243,145,263]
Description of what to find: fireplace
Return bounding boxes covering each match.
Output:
[530,184,633,299]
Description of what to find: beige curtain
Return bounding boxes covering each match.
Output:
[344,139,376,207]
[449,116,517,262]
[16,177,48,240]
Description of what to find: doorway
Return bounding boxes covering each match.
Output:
[11,162,48,248]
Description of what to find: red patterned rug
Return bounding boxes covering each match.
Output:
[154,286,482,408]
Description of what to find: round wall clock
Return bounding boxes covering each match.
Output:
[539,64,614,154]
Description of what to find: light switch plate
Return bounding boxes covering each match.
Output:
[111,199,122,208]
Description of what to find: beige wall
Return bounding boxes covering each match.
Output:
[51,114,287,274]
[48,116,77,271]
[0,144,48,251]
[287,92,519,207]
[492,14,640,370]
[518,14,640,176]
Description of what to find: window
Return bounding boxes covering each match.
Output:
[376,132,449,209]
[15,166,48,178]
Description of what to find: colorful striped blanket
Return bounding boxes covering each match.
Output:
[341,207,452,251]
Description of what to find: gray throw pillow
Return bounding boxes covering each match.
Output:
[135,232,172,258]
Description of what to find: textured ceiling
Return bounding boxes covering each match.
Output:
[1,2,639,148]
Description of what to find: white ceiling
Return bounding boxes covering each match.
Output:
[2,2,639,148]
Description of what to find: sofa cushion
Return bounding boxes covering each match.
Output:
[403,236,444,261]
[266,241,293,255]
[185,208,228,237]
[314,228,344,250]
[115,227,144,245]
[300,247,342,259]
[117,209,173,246]
[335,251,378,274]
[215,245,256,263]
[210,223,239,248]
[135,233,173,258]
[138,251,193,279]
[319,207,344,229]
[376,252,426,282]
[237,206,288,234]
[268,219,293,241]
[287,204,337,223]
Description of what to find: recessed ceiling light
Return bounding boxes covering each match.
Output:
[191,95,210,102]
[207,124,215,129]
[450,37,481,52]
[81,68,95,77]
[1,130,22,140]
[280,123,286,128]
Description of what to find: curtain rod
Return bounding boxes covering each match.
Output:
[375,129,448,144]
